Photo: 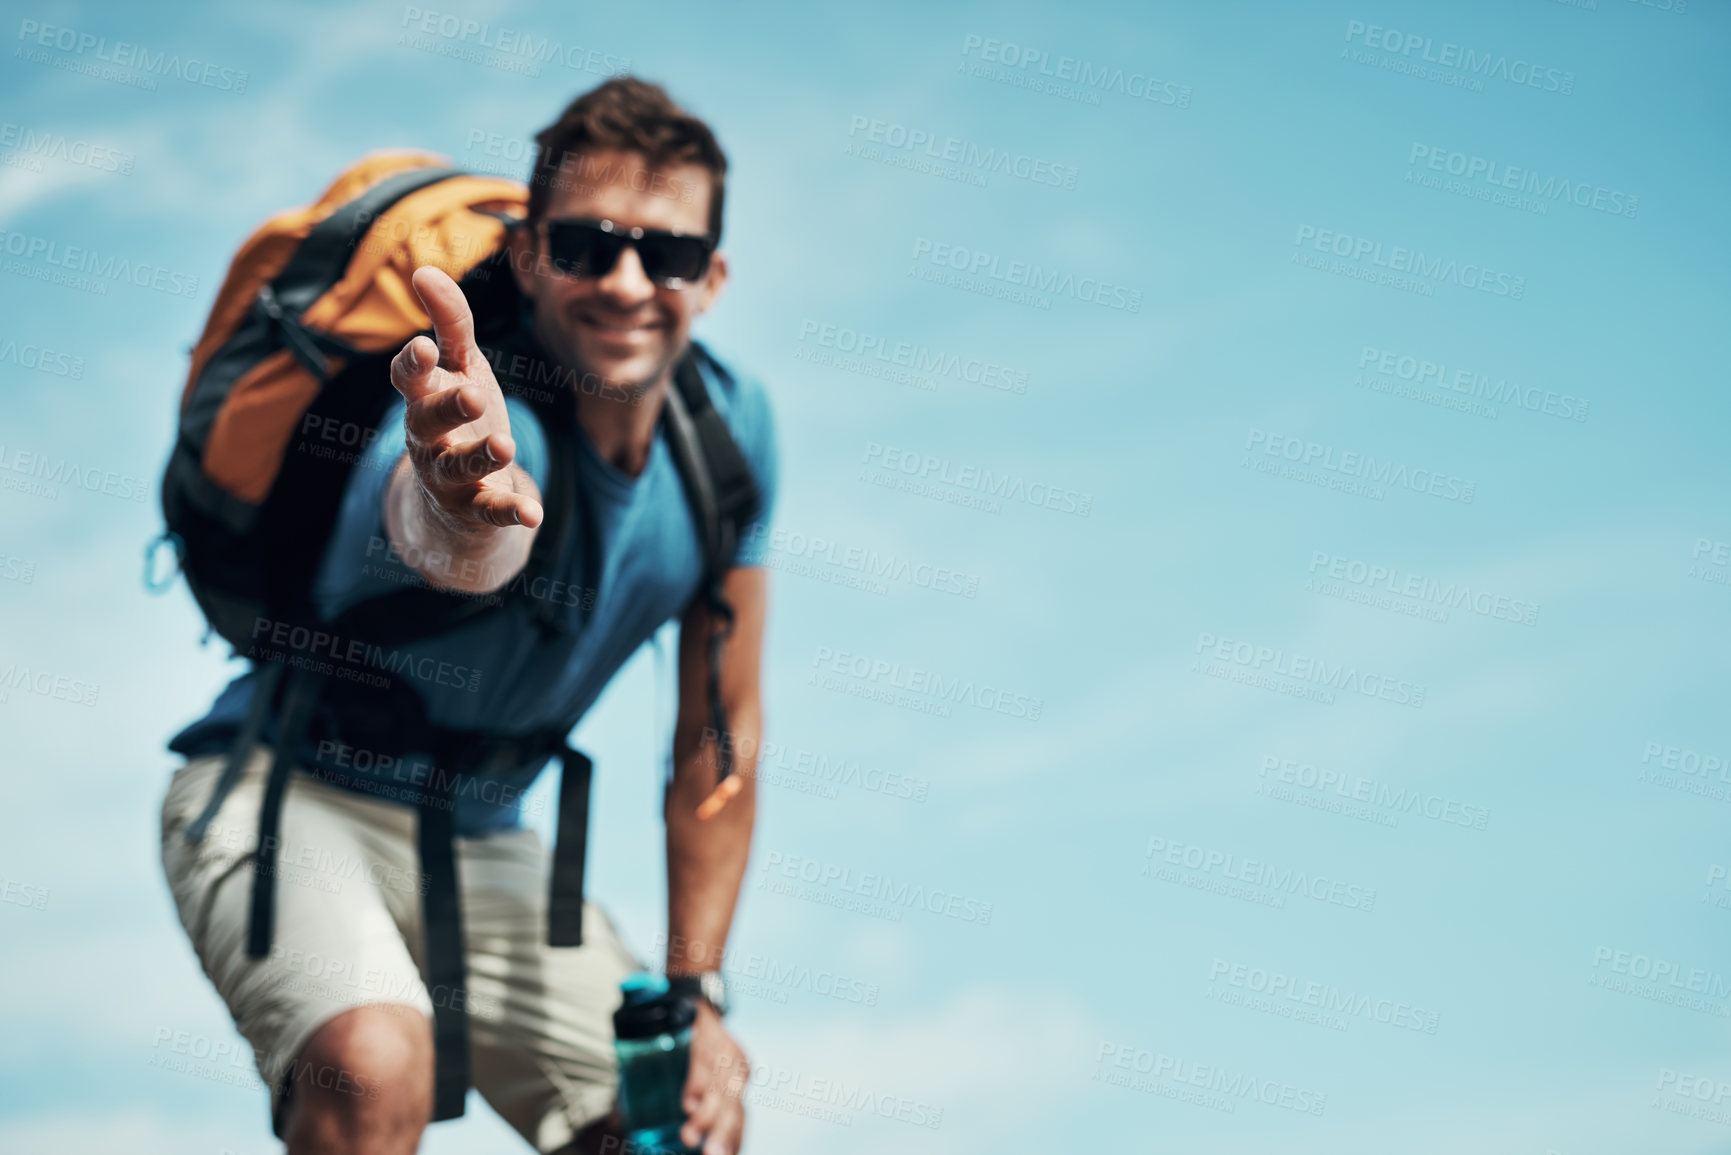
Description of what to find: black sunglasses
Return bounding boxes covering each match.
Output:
[541,217,715,288]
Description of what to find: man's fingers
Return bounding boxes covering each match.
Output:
[469,487,543,530]
[704,1099,745,1155]
[681,1085,719,1150]
[682,1082,742,1155]
[405,382,482,444]
[411,265,479,373]
[389,335,443,402]
[431,435,512,489]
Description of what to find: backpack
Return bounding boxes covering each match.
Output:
[151,151,760,1122]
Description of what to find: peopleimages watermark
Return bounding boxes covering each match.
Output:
[147,1028,268,1094]
[860,441,1092,517]
[1093,1042,1326,1117]
[797,318,1030,397]
[0,335,85,379]
[0,554,36,584]
[462,130,699,204]
[1244,428,1476,506]
[756,849,994,926]
[1589,946,1731,1017]
[1654,1068,1731,1130]
[0,121,133,176]
[0,444,150,504]
[1307,550,1539,628]
[1637,739,1731,805]
[349,211,498,282]
[845,115,1079,190]
[1406,144,1636,220]
[360,535,597,617]
[958,35,1192,109]
[0,876,50,911]
[208,821,428,897]
[1340,20,1575,96]
[703,728,931,805]
[712,1054,943,1131]
[15,19,250,93]
[192,815,443,903]
[0,227,200,298]
[268,944,502,1021]
[1257,755,1491,832]
[308,738,547,817]
[746,524,980,601]
[809,645,1043,722]
[0,660,99,708]
[909,237,1142,313]
[149,1026,388,1099]
[653,932,882,1007]
[1193,629,1426,709]
[1703,864,1731,914]
[1689,536,1731,590]
[1208,958,1441,1035]
[296,360,634,474]
[397,8,629,79]
[1293,225,1525,299]
[1356,345,1588,424]
[1143,835,1378,913]
[247,616,483,694]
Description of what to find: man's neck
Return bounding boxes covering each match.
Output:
[575,370,668,478]
[523,304,678,477]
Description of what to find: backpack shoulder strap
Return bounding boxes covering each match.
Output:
[660,345,761,579]
[658,345,763,787]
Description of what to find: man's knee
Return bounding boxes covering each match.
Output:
[282,1004,432,1153]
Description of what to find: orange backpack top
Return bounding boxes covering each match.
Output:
[157,151,528,642]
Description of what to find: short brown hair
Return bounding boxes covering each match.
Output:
[527,77,728,240]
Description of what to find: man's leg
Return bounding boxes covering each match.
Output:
[160,749,442,1153]
[279,1004,433,1155]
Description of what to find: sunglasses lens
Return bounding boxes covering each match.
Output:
[546,223,624,279]
[544,221,712,286]
[635,235,711,286]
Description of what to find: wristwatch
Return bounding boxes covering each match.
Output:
[667,971,729,1018]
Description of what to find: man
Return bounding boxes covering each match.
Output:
[159,78,774,1155]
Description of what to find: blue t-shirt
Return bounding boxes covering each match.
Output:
[168,341,778,835]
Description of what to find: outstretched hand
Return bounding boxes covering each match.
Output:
[390,265,542,534]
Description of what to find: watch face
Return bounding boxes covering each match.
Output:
[699,972,729,1016]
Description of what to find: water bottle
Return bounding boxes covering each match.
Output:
[613,973,700,1155]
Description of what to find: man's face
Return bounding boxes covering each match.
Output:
[509,147,725,394]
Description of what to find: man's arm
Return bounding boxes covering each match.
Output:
[384,266,543,593]
[667,565,767,1155]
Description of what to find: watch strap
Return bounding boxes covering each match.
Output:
[667,971,728,1017]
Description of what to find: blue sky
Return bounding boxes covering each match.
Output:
[3,0,1730,1151]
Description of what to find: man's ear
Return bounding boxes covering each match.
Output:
[508,224,538,298]
[694,249,728,316]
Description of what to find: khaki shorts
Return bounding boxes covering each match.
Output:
[159,745,643,1152]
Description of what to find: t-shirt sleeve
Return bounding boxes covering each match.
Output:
[312,396,550,618]
[724,368,779,569]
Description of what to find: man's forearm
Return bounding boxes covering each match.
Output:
[664,708,760,973]
[383,455,537,593]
